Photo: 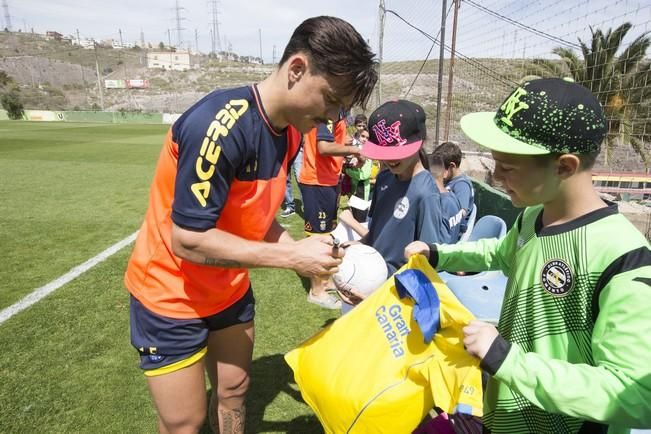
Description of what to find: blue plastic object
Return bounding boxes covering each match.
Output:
[466,214,507,242]
[440,214,508,323]
[395,269,441,343]
[440,271,507,324]
[458,204,477,242]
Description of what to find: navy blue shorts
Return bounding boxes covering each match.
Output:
[129,288,255,375]
[298,183,339,234]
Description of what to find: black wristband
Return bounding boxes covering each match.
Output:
[480,334,512,376]
[427,243,439,268]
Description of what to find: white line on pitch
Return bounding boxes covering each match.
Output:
[0,231,138,325]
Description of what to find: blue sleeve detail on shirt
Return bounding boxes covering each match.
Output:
[171,88,250,230]
[316,121,335,142]
[394,269,441,343]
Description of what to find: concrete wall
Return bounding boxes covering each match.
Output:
[163,113,182,125]
[23,110,64,121]
[471,178,650,239]
[62,111,163,124]
[0,110,168,124]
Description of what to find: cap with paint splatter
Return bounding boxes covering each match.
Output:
[460,78,607,155]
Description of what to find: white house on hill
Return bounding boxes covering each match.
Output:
[146,51,192,71]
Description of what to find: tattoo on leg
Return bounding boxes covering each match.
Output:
[204,257,242,268]
[209,393,219,434]
[219,405,246,434]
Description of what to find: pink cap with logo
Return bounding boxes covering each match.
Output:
[361,100,427,160]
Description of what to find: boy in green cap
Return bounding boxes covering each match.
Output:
[406,78,651,433]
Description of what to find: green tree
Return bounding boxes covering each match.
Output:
[1,89,25,119]
[0,70,12,86]
[0,70,24,120]
[527,23,650,167]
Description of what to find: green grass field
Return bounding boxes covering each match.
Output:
[0,121,335,433]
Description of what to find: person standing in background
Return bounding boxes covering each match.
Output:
[337,100,447,308]
[299,117,362,309]
[281,143,303,218]
[432,141,475,237]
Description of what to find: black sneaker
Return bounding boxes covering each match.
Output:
[280,208,295,218]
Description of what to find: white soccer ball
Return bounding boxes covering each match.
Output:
[334,244,388,298]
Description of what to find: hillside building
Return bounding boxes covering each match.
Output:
[146,51,192,71]
[45,31,63,41]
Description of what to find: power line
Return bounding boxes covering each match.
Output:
[118,28,128,79]
[209,0,222,54]
[462,0,581,49]
[93,42,104,110]
[383,8,519,88]
[173,0,186,48]
[2,0,12,31]
[435,0,450,146]
[403,1,454,97]
[460,0,565,32]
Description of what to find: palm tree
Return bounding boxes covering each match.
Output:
[527,23,650,168]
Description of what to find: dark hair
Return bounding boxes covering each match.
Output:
[426,152,445,174]
[432,141,462,168]
[419,148,430,171]
[354,114,368,125]
[280,16,378,109]
[354,127,368,139]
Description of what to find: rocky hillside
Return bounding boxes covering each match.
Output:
[0,31,272,112]
[1,30,648,171]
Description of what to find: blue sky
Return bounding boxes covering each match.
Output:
[7,0,650,62]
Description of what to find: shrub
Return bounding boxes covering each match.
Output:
[1,89,25,119]
[0,70,12,86]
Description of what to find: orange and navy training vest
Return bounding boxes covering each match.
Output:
[124,85,301,319]
[298,119,347,187]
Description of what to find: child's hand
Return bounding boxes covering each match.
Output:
[404,241,430,260]
[333,275,365,305]
[463,320,499,360]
